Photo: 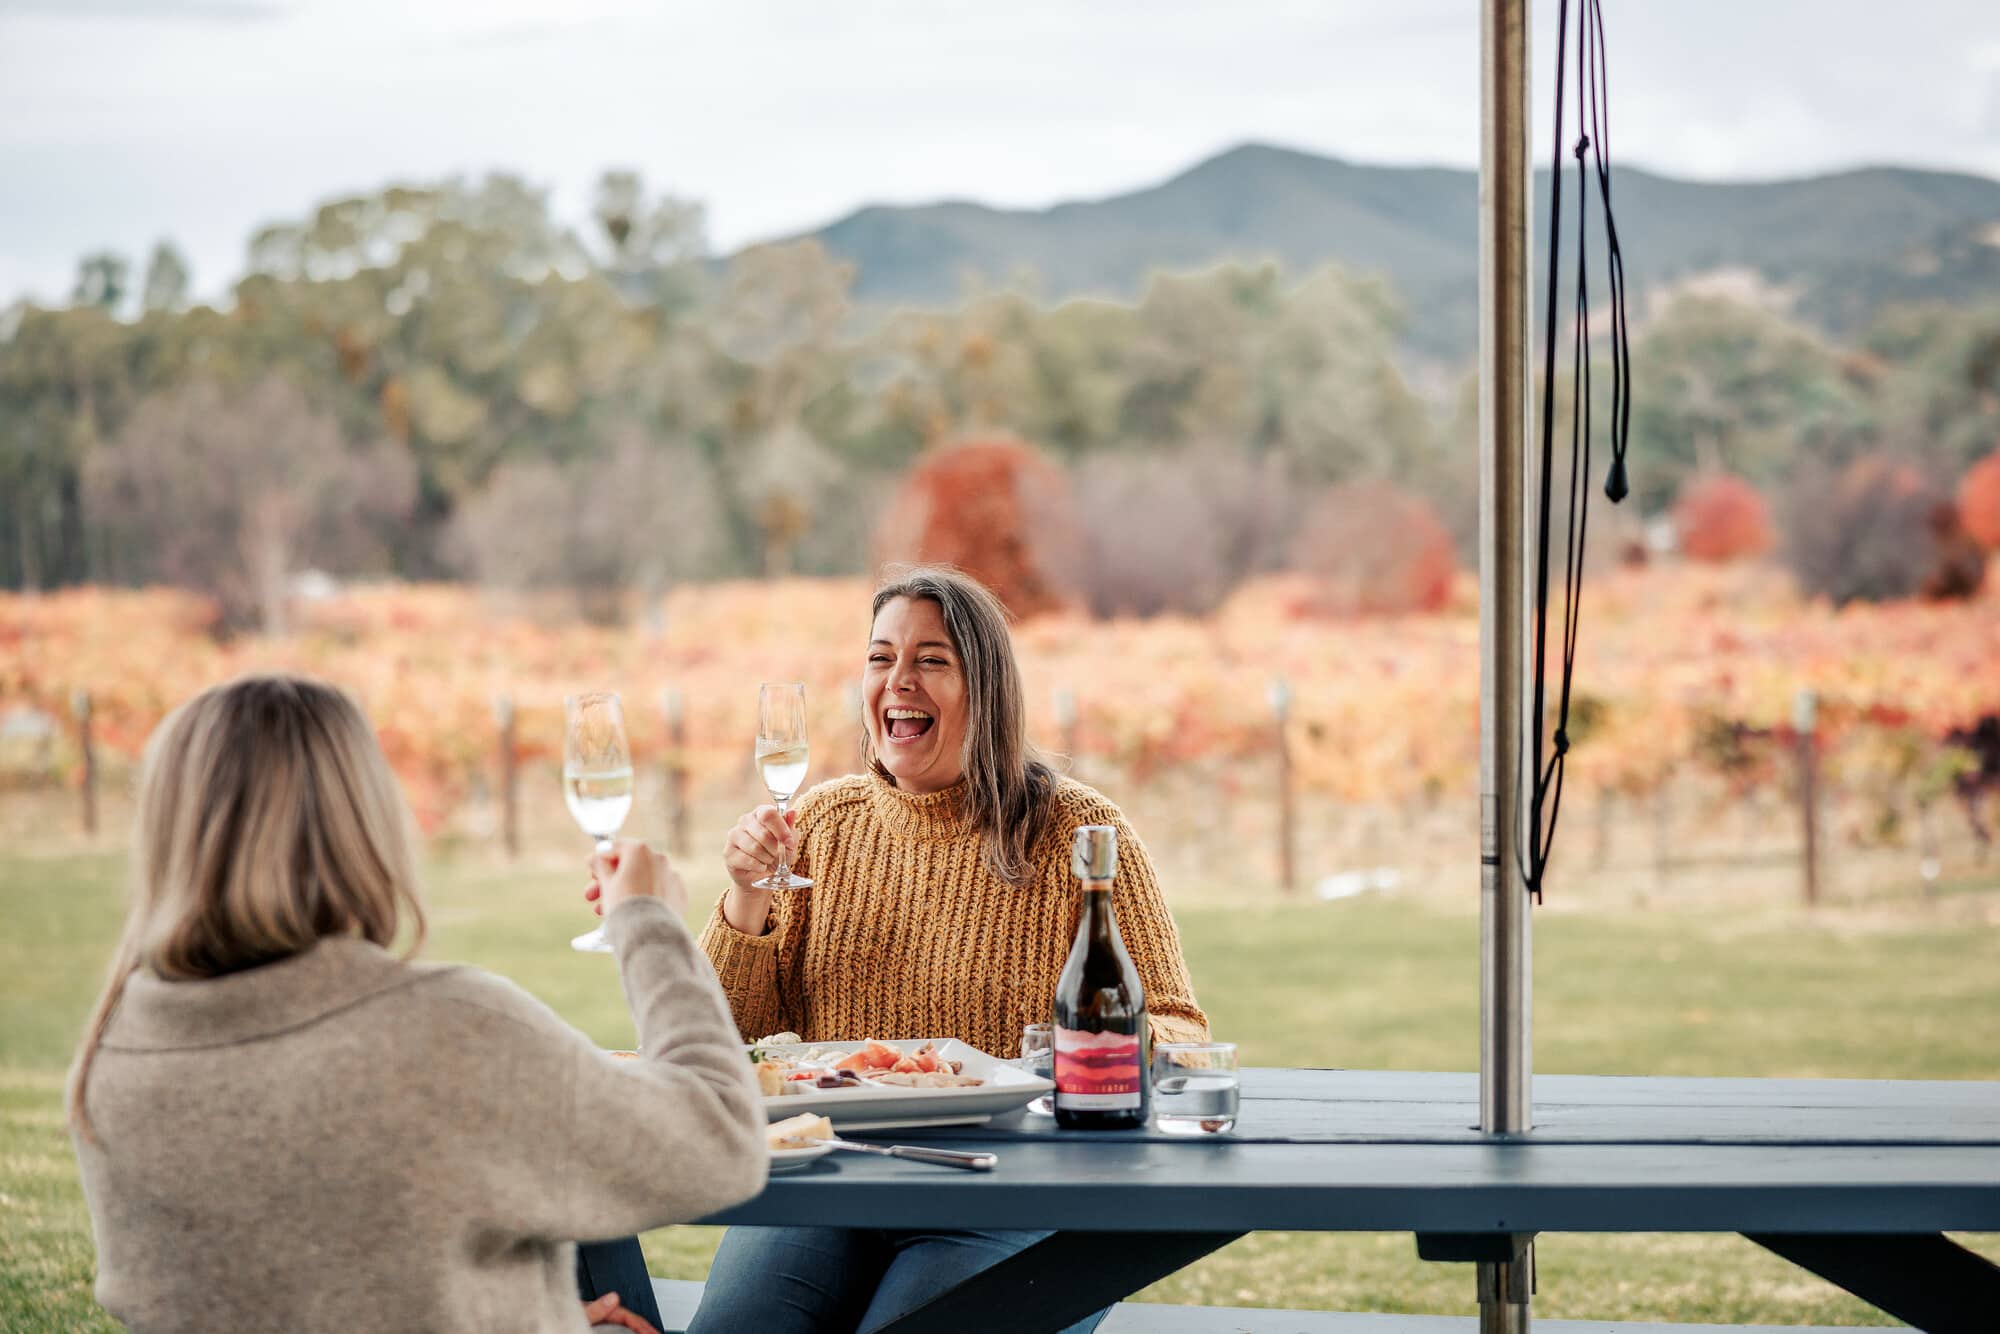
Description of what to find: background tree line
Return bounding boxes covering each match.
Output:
[3,170,1997,629]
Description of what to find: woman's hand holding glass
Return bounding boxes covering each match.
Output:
[719,806,797,933]
[582,838,688,922]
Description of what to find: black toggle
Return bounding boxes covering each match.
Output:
[1604,456,1629,503]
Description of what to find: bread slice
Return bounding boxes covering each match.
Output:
[766,1112,834,1149]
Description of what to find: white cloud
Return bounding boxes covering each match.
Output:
[0,0,1997,304]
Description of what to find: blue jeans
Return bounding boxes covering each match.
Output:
[576,1237,664,1328]
[689,1225,1111,1334]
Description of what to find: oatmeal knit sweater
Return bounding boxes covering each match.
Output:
[72,898,765,1334]
[699,771,1208,1057]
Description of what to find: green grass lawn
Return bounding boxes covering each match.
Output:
[3,848,1996,1328]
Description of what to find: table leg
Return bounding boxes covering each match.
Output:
[1743,1232,2000,1333]
[864,1230,1244,1334]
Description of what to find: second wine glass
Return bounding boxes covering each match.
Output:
[564,691,633,953]
[753,682,813,890]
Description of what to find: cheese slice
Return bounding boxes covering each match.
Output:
[766,1112,834,1149]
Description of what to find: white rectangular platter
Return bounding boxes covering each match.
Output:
[756,1038,1051,1131]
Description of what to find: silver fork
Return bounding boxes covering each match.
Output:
[820,1139,996,1171]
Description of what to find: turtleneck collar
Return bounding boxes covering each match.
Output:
[102,936,445,1051]
[866,764,973,841]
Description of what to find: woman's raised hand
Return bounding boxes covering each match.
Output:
[582,839,689,920]
[723,804,798,894]
[720,805,796,932]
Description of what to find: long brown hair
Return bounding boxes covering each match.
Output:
[866,566,1058,884]
[68,675,425,1141]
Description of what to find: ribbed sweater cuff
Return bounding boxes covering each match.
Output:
[700,902,781,973]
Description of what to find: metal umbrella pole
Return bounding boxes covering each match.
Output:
[1478,0,1535,1327]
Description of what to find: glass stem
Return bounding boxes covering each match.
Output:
[771,796,791,880]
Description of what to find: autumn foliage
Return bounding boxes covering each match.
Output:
[1673,474,1775,563]
[4,563,1997,831]
[1959,450,2000,552]
[873,436,1082,618]
[1287,480,1457,616]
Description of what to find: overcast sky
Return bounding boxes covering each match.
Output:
[3,0,1998,306]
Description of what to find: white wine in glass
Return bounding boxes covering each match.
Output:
[564,766,634,842]
[564,691,632,953]
[753,683,812,890]
[756,745,809,799]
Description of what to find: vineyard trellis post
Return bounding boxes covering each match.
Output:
[1053,686,1079,781]
[844,681,865,779]
[663,687,689,857]
[1794,689,1821,908]
[494,694,518,859]
[72,687,96,837]
[1649,783,1671,906]
[1269,677,1296,897]
[1594,787,1615,870]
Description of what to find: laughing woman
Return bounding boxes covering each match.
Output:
[686,565,1208,1334]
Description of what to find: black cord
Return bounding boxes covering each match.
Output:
[1520,0,1633,906]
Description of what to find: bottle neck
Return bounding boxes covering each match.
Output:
[1078,879,1117,942]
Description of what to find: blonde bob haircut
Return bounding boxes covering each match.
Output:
[68,674,425,1141]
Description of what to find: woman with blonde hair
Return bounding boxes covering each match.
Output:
[70,674,766,1334]
[684,565,1208,1333]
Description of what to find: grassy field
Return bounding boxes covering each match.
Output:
[3,845,1997,1329]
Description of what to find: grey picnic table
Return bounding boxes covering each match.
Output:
[699,1069,2000,1333]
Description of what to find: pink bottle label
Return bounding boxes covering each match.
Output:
[1054,1026,1141,1111]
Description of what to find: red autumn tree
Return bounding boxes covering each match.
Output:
[1959,449,2000,551]
[1673,473,1775,563]
[873,436,1082,619]
[1289,479,1457,616]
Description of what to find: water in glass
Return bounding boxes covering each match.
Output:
[1152,1042,1239,1135]
[1018,1022,1054,1116]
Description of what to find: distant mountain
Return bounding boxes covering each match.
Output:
[779,143,2000,362]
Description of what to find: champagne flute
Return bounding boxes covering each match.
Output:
[753,682,813,890]
[564,691,634,953]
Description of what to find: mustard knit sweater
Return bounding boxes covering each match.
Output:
[698,770,1208,1058]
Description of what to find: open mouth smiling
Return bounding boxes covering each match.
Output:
[884,707,935,743]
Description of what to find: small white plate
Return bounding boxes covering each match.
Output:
[768,1141,836,1173]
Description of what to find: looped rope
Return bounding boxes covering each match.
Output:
[1518,0,1635,906]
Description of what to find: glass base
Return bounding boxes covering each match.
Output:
[570,924,614,954]
[1155,1115,1237,1135]
[752,871,813,891]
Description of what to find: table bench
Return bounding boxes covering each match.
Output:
[645,1277,1895,1333]
[692,1069,2000,1332]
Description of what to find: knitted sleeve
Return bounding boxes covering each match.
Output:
[695,783,835,1042]
[696,901,788,1043]
[1057,783,1210,1045]
[426,898,768,1240]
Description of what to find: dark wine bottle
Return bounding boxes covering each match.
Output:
[1053,825,1148,1130]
